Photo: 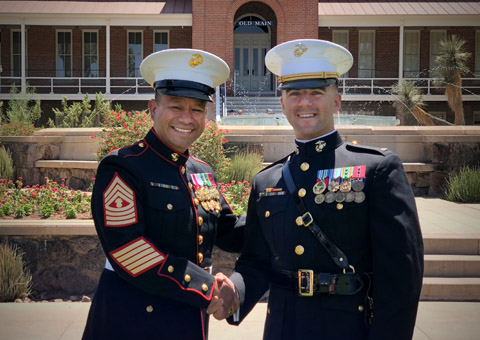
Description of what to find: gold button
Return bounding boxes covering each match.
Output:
[181,166,186,175]
[295,148,299,155]
[167,203,173,210]
[194,198,200,206]
[352,140,358,145]
[198,235,204,245]
[198,216,203,225]
[300,162,310,171]
[189,182,193,190]
[138,142,145,148]
[339,257,344,262]
[202,283,208,292]
[295,216,303,226]
[358,305,365,312]
[171,153,179,161]
[265,211,270,218]
[168,265,174,273]
[298,188,306,198]
[146,305,153,313]
[198,252,204,263]
[295,245,304,255]
[381,147,388,152]
[337,203,343,210]
[184,274,191,282]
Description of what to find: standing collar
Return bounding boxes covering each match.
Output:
[294,130,343,157]
[143,128,189,166]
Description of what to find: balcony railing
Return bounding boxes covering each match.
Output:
[1,76,479,99]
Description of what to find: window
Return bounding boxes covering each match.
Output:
[154,31,169,52]
[57,30,72,77]
[474,112,480,125]
[83,31,98,77]
[127,31,142,77]
[359,30,375,78]
[430,30,446,71]
[430,111,447,121]
[404,31,420,77]
[333,30,349,77]
[11,29,22,77]
[475,31,480,77]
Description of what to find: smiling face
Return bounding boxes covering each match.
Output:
[148,94,207,153]
[280,86,341,140]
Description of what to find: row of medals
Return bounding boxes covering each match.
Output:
[312,177,365,204]
[194,186,221,213]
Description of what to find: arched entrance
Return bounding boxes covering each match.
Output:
[233,14,274,94]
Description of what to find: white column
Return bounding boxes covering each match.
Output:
[21,21,26,93]
[399,24,404,82]
[106,20,111,94]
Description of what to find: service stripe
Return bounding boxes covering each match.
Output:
[112,239,146,258]
[116,243,150,262]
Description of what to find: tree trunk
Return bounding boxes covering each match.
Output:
[445,70,465,125]
[412,106,435,126]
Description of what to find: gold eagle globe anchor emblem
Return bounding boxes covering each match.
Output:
[294,43,308,57]
[189,54,204,68]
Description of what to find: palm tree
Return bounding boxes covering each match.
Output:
[433,35,471,125]
[392,80,435,126]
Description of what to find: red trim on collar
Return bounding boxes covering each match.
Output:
[150,127,189,160]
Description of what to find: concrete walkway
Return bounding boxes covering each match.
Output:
[0,198,479,340]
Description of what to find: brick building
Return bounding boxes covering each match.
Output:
[0,0,479,124]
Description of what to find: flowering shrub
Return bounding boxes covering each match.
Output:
[0,121,36,136]
[219,181,251,215]
[94,110,153,161]
[0,177,91,219]
[190,120,230,182]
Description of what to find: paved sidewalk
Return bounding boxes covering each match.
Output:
[0,301,479,340]
[0,198,479,340]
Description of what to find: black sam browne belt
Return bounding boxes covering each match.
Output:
[271,269,367,296]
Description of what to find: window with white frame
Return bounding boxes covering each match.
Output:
[475,30,480,77]
[57,30,72,77]
[154,31,169,52]
[333,30,349,77]
[83,31,98,77]
[127,31,142,77]
[430,30,446,72]
[430,111,447,121]
[404,30,420,78]
[11,29,22,77]
[359,30,375,78]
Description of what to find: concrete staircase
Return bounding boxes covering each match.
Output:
[225,96,282,115]
[422,236,480,301]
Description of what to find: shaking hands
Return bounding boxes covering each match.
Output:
[207,272,239,320]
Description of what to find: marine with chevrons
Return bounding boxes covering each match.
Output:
[83,49,244,340]
[227,40,424,339]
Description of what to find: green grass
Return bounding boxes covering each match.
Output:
[444,166,480,203]
[0,243,32,302]
[223,152,263,183]
[0,146,14,180]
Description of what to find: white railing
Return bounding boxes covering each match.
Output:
[1,76,479,98]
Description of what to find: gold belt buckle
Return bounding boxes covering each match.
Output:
[298,269,314,296]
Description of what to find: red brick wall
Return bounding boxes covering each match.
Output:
[376,27,399,78]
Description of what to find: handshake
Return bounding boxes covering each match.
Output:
[206,273,239,320]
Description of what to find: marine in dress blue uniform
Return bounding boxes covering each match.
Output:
[83,49,244,340]
[228,40,424,340]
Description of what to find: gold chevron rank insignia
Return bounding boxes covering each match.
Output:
[110,237,165,277]
[104,173,138,227]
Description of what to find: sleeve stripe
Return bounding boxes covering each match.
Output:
[112,239,146,258]
[130,256,164,275]
[105,190,134,206]
[116,243,151,262]
[105,210,137,220]
[104,176,134,200]
[126,252,161,270]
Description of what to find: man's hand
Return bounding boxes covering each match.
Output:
[206,272,239,320]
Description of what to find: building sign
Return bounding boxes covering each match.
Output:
[238,20,273,26]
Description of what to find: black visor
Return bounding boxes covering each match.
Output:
[279,78,337,90]
[154,79,215,102]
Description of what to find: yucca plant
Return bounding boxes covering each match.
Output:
[223,152,263,183]
[392,80,435,126]
[0,145,15,180]
[0,243,32,302]
[444,166,480,203]
[433,35,471,125]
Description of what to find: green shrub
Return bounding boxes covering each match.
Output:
[49,92,110,128]
[5,85,41,126]
[0,146,15,180]
[444,166,480,203]
[95,109,153,161]
[223,152,263,183]
[189,120,231,182]
[0,243,32,302]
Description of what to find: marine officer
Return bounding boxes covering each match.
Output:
[83,49,243,340]
[225,39,424,340]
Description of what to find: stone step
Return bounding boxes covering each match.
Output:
[421,277,480,301]
[424,255,480,277]
[423,236,480,255]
